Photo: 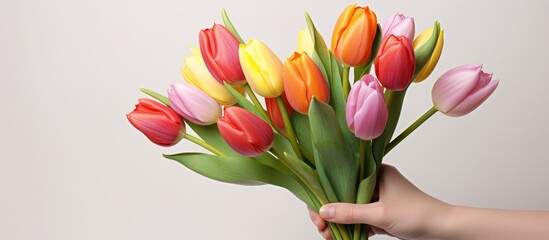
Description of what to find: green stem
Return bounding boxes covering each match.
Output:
[385,107,438,155]
[276,96,306,163]
[342,66,351,99]
[244,84,272,125]
[184,134,226,156]
[358,140,366,181]
[272,150,349,240]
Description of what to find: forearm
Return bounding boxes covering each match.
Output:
[430,204,549,240]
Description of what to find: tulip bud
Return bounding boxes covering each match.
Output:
[182,47,243,105]
[218,106,274,157]
[382,13,415,43]
[265,93,293,135]
[413,28,444,83]
[432,64,499,117]
[239,39,284,98]
[331,4,378,67]
[127,98,185,147]
[199,24,246,85]
[374,35,416,91]
[346,75,388,140]
[168,83,222,125]
[283,51,330,114]
[297,28,315,56]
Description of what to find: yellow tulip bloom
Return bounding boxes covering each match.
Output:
[239,39,284,98]
[413,28,444,83]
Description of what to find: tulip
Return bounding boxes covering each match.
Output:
[217,106,274,157]
[126,98,185,147]
[168,83,222,125]
[199,23,246,85]
[375,34,416,91]
[432,64,499,117]
[297,28,315,56]
[413,28,445,83]
[346,75,388,140]
[182,47,243,105]
[283,51,330,114]
[265,93,293,135]
[239,39,284,98]
[331,4,378,67]
[382,13,415,43]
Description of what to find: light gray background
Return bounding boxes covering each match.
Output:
[2,0,548,239]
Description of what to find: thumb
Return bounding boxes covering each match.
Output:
[319,203,385,226]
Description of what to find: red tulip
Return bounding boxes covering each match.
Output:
[126,98,185,147]
[374,34,416,91]
[217,107,274,157]
[265,93,293,135]
[199,24,246,85]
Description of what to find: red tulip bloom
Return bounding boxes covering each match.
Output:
[199,24,246,85]
[217,107,274,157]
[127,98,185,147]
[374,34,416,91]
[265,93,293,135]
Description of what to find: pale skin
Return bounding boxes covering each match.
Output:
[309,165,549,240]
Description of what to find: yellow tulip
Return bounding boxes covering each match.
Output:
[297,28,327,56]
[239,39,284,98]
[181,47,242,106]
[413,28,444,83]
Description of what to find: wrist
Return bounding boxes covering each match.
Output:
[422,200,457,240]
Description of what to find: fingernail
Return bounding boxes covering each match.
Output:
[319,205,335,219]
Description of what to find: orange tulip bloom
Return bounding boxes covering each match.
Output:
[283,52,330,115]
[331,4,378,67]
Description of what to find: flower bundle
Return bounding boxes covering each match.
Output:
[127,4,498,240]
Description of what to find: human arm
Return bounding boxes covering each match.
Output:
[310,165,549,240]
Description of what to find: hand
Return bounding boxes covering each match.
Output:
[309,164,449,240]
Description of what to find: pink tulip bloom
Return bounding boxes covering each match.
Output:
[217,106,274,157]
[432,64,499,117]
[168,83,222,125]
[346,74,388,140]
[199,24,246,85]
[127,98,185,147]
[375,34,416,91]
[382,13,415,43]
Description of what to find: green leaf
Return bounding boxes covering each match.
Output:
[290,113,314,158]
[356,163,377,204]
[329,53,359,153]
[140,88,170,106]
[165,152,315,207]
[224,83,269,122]
[372,89,407,167]
[414,21,440,77]
[305,13,331,81]
[221,9,245,44]
[309,99,358,203]
[354,24,382,81]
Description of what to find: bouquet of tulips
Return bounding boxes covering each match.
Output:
[127,4,498,240]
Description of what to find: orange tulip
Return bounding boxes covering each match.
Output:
[283,52,330,115]
[331,4,378,67]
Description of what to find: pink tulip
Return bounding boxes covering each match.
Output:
[346,75,388,140]
[168,83,222,125]
[432,64,499,117]
[375,34,416,91]
[382,13,415,43]
[126,98,185,147]
[217,107,274,157]
[199,24,246,85]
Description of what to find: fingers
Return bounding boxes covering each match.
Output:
[308,208,326,231]
[319,202,385,227]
